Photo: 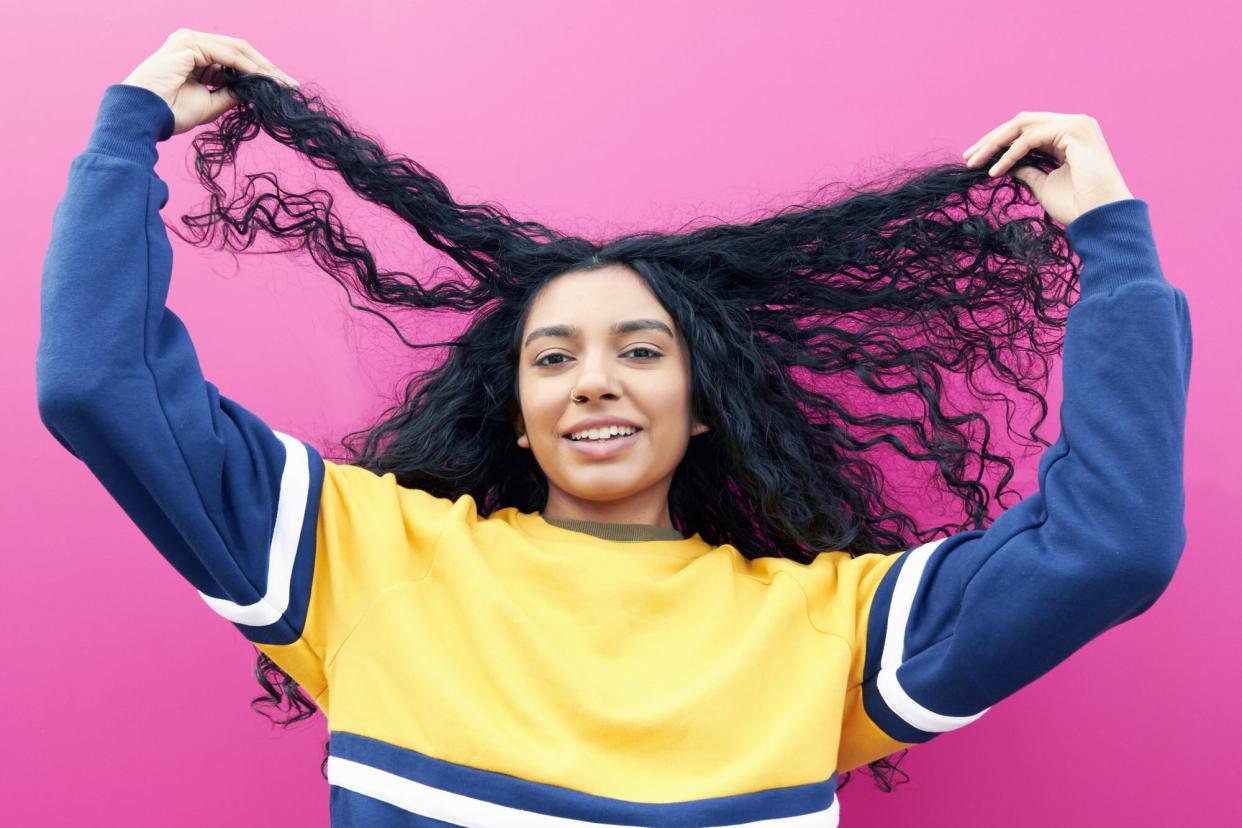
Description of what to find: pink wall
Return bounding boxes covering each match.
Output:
[3,1,1237,825]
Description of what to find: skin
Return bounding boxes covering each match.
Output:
[514,266,710,528]
[961,111,1134,224]
[122,29,299,138]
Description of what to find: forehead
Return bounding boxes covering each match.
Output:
[523,266,672,332]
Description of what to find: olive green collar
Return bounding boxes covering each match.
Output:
[540,515,686,543]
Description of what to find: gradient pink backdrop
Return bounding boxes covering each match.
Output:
[3,1,1237,825]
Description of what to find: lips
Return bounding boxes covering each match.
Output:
[562,428,643,458]
[565,426,642,442]
[562,421,642,438]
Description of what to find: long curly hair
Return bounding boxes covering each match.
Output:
[175,69,1076,791]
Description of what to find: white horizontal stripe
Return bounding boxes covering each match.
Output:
[877,538,990,733]
[328,756,839,827]
[197,430,309,627]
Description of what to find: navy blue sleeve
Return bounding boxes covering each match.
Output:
[858,198,1192,743]
[35,83,327,653]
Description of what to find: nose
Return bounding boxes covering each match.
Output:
[570,353,621,401]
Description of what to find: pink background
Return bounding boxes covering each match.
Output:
[3,1,1237,825]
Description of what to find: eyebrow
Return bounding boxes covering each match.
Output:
[524,318,674,349]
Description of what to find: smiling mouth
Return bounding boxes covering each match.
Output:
[561,428,644,457]
[563,431,640,444]
[564,428,643,443]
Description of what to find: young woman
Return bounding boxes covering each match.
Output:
[36,29,1191,827]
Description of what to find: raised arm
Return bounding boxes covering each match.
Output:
[837,195,1192,771]
[35,80,336,694]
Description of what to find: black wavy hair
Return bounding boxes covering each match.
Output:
[176,69,1076,791]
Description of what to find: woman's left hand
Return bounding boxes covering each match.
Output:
[962,111,1135,225]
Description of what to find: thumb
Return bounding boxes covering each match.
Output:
[1011,165,1046,193]
[202,86,242,124]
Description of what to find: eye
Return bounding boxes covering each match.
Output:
[533,352,569,367]
[532,347,664,367]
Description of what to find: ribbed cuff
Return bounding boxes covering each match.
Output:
[84,83,177,169]
[1065,198,1167,294]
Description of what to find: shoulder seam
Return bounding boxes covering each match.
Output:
[774,569,855,653]
[321,480,453,670]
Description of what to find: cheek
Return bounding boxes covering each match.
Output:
[518,376,563,436]
[646,379,693,434]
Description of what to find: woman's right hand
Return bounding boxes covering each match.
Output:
[122,29,299,137]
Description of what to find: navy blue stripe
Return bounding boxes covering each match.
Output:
[860,549,938,743]
[861,547,906,683]
[861,533,988,742]
[901,532,985,656]
[862,664,936,744]
[237,440,324,646]
[331,731,836,826]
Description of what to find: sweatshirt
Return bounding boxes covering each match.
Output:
[35,83,1193,827]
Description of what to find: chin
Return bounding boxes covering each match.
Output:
[556,461,661,495]
[560,475,644,500]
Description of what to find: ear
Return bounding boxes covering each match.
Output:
[691,419,710,437]
[514,413,530,449]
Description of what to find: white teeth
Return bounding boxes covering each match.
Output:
[568,425,638,441]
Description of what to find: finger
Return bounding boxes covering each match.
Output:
[962,118,1016,163]
[201,86,243,124]
[962,111,1065,160]
[1012,165,1047,194]
[988,117,1068,176]
[963,112,1040,167]
[198,32,299,88]
[987,122,1059,177]
[965,122,1024,168]
[984,135,1031,177]
[183,40,266,82]
[196,63,228,87]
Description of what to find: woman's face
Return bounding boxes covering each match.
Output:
[515,265,709,524]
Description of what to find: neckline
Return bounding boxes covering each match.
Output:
[541,514,686,542]
[509,509,714,561]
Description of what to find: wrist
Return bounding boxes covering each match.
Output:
[1081,186,1135,215]
[84,84,177,168]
